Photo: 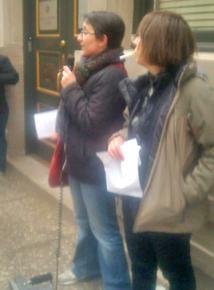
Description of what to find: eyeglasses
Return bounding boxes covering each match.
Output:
[78,28,95,37]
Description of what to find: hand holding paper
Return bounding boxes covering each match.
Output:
[97,139,143,198]
[34,110,57,139]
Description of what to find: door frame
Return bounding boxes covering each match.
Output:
[23,0,78,157]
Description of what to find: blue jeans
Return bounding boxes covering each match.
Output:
[0,105,9,172]
[68,176,131,290]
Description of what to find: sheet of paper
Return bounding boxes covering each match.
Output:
[34,110,57,139]
[97,139,143,198]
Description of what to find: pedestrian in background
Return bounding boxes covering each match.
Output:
[56,11,131,290]
[108,10,214,290]
[0,55,19,175]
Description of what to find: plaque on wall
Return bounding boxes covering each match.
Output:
[36,0,59,37]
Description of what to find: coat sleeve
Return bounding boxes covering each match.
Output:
[108,107,129,143]
[61,66,126,136]
[183,78,214,204]
[0,56,19,85]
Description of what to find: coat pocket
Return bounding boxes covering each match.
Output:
[134,113,187,231]
[134,179,186,231]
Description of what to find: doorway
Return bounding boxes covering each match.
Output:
[23,0,78,160]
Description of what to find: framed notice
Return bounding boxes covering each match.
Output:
[36,0,59,37]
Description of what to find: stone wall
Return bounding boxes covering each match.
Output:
[0,0,24,157]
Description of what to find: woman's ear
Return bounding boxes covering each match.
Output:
[99,34,108,49]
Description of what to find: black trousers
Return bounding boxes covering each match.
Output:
[122,197,196,290]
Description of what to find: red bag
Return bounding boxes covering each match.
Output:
[48,138,68,187]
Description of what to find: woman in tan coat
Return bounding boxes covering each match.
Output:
[108,11,214,290]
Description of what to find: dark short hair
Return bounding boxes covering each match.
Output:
[83,11,125,49]
[137,11,196,67]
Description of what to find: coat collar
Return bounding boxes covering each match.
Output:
[119,59,204,105]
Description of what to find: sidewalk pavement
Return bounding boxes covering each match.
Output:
[0,156,168,290]
[1,155,213,290]
[0,163,102,290]
[9,156,212,290]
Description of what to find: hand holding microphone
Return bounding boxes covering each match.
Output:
[66,54,75,70]
[61,54,76,88]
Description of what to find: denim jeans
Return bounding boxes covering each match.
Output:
[123,196,196,290]
[68,176,131,290]
[0,105,9,172]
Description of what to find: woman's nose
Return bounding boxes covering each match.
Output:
[75,34,82,43]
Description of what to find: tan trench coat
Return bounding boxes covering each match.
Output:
[116,61,214,233]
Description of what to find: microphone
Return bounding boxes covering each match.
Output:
[67,54,75,70]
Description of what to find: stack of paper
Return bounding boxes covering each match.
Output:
[34,110,57,139]
[97,139,143,198]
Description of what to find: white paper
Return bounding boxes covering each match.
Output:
[34,110,57,139]
[97,139,143,198]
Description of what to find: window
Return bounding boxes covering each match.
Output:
[133,0,154,33]
[156,0,214,51]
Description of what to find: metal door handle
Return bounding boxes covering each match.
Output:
[59,40,66,47]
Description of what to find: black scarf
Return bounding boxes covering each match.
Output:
[74,48,123,86]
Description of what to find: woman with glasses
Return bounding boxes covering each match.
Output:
[108,10,214,290]
[56,11,131,290]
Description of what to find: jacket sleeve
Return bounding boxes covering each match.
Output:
[183,78,214,204]
[61,66,126,136]
[0,56,19,85]
[108,107,129,143]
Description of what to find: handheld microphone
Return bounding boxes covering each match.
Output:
[67,54,75,70]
